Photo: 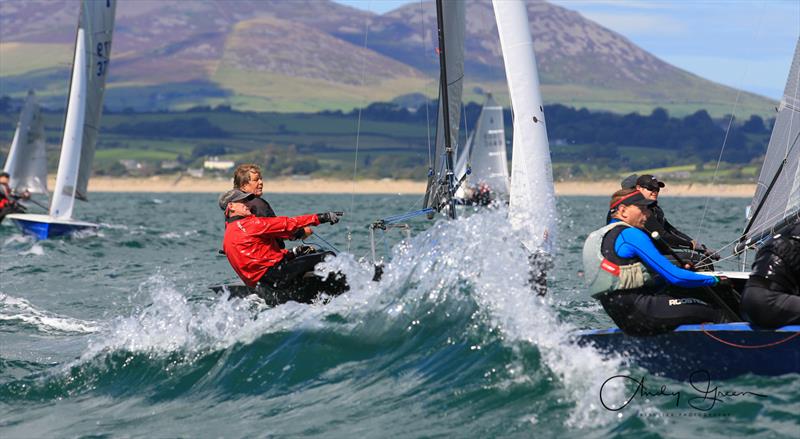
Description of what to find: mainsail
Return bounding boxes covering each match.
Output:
[50,0,116,219]
[454,94,509,198]
[738,38,800,250]
[493,0,557,254]
[423,0,466,215]
[3,90,48,195]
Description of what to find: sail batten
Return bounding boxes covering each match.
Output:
[741,38,800,247]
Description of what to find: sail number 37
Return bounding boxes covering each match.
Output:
[96,40,111,77]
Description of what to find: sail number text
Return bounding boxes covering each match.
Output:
[96,40,111,77]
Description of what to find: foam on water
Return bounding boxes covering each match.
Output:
[158,230,198,239]
[0,293,99,334]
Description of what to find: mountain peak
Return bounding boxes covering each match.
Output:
[0,0,774,115]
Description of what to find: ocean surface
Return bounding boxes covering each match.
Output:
[1,193,797,438]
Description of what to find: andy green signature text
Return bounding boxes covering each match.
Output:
[599,370,768,411]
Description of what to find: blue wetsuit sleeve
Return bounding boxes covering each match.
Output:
[615,227,717,288]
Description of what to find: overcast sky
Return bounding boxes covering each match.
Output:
[334,0,800,100]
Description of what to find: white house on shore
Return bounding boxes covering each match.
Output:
[203,157,235,171]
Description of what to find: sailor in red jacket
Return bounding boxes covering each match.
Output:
[219,189,341,288]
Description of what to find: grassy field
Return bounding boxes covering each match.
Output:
[0,108,765,182]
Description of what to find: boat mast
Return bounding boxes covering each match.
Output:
[435,0,457,219]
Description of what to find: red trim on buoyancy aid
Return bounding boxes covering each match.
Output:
[600,258,620,276]
[0,198,8,209]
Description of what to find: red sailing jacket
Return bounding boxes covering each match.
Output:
[0,183,11,209]
[223,213,320,287]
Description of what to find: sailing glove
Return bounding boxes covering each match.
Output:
[290,245,316,257]
[714,276,732,287]
[317,212,340,224]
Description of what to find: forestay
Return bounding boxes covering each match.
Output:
[455,94,509,197]
[50,0,116,219]
[423,0,465,213]
[740,38,800,249]
[3,90,48,195]
[493,0,557,254]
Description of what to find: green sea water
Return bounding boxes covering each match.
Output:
[0,193,797,438]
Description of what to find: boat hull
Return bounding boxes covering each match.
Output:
[6,213,98,239]
[576,323,800,379]
[210,272,349,307]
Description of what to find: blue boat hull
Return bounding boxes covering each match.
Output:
[8,214,98,240]
[576,323,800,380]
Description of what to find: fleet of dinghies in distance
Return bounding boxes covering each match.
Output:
[5,0,117,240]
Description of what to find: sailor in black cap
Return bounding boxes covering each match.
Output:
[619,174,718,267]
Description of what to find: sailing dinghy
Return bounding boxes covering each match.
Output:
[577,38,800,379]
[7,0,116,239]
[454,94,509,205]
[3,90,48,197]
[2,90,48,222]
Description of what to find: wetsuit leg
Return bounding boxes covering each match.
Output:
[0,205,15,223]
[600,290,725,336]
[261,251,334,287]
[741,285,800,328]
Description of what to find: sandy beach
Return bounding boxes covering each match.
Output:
[62,175,757,197]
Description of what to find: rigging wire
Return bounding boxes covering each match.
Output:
[695,1,768,244]
[419,0,434,172]
[347,0,373,252]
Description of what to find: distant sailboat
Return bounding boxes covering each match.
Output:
[7,0,117,239]
[3,90,48,198]
[454,93,509,204]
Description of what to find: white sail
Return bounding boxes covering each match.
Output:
[75,0,116,201]
[3,90,48,195]
[423,0,466,212]
[741,38,800,246]
[50,28,88,219]
[493,0,557,254]
[456,94,509,197]
[49,0,116,219]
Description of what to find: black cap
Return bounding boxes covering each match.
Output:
[0,172,9,179]
[218,189,254,211]
[620,174,638,189]
[609,191,656,213]
[636,174,665,190]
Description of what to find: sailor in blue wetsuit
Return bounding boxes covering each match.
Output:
[583,188,727,335]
